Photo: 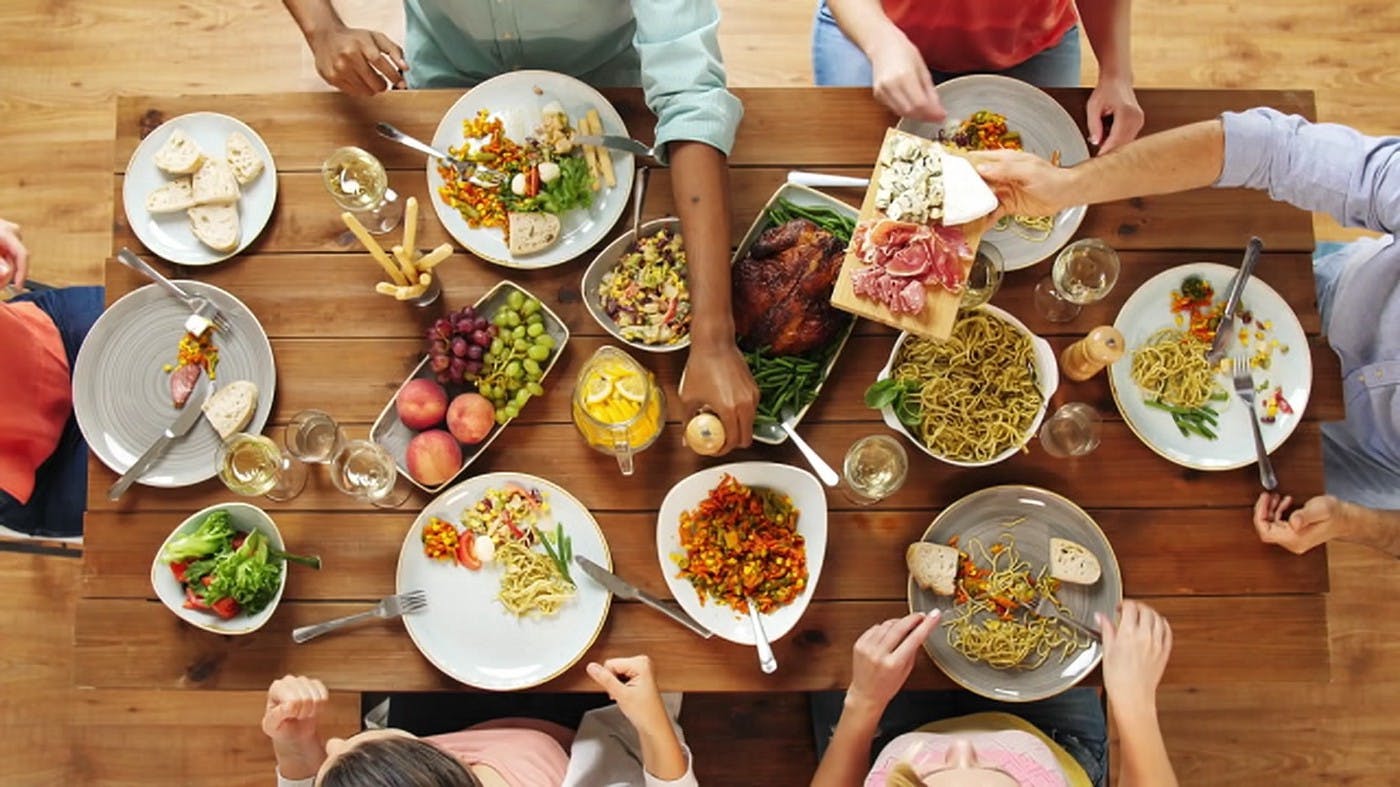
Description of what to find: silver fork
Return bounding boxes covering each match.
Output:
[117,248,233,333]
[1035,596,1101,643]
[1232,353,1278,490]
[291,590,428,644]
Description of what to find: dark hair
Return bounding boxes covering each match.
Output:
[320,737,483,787]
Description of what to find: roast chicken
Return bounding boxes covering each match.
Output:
[732,218,849,355]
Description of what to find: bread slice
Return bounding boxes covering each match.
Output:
[153,128,206,175]
[507,212,561,256]
[188,204,240,253]
[1049,538,1102,585]
[201,380,258,439]
[146,178,195,214]
[192,158,240,206]
[906,542,959,596]
[225,131,265,185]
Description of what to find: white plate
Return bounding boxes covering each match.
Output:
[656,462,828,645]
[122,112,278,265]
[397,473,612,690]
[898,75,1089,270]
[1108,262,1312,470]
[72,281,276,487]
[428,70,636,269]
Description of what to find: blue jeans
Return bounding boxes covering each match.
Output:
[0,286,104,537]
[812,1,1082,88]
[809,687,1108,786]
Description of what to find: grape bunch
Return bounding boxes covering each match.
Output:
[426,305,499,386]
[476,290,557,425]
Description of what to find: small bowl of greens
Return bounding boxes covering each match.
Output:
[149,502,318,635]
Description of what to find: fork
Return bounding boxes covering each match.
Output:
[1232,352,1279,490]
[1034,596,1101,643]
[291,590,428,644]
[117,248,233,334]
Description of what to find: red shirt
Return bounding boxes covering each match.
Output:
[884,0,1079,74]
[0,302,71,503]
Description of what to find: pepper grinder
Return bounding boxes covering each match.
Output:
[1060,325,1125,382]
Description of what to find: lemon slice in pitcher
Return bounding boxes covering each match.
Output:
[584,374,613,405]
[615,372,648,403]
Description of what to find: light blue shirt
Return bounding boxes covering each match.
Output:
[403,0,743,158]
[1217,108,1400,507]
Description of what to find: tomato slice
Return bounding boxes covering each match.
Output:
[455,535,482,570]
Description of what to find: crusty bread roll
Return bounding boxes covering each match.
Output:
[906,542,960,596]
[192,158,240,206]
[1049,537,1102,585]
[188,204,240,253]
[225,131,265,185]
[153,128,206,175]
[201,380,259,439]
[507,212,561,256]
[146,178,195,214]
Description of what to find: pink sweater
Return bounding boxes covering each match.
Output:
[427,718,573,787]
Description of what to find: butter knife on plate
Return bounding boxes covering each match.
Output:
[574,555,712,638]
[107,375,209,501]
[1206,236,1264,365]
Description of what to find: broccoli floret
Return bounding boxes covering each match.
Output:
[160,510,235,562]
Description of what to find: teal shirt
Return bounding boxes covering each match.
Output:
[404,0,743,156]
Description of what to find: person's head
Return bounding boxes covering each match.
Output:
[886,740,1021,787]
[317,729,482,787]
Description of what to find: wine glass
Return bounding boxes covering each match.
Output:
[330,439,411,508]
[960,241,1005,310]
[284,410,346,464]
[841,435,909,505]
[1039,402,1103,458]
[1033,238,1121,322]
[216,433,308,502]
[322,146,403,234]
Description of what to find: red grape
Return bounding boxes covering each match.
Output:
[449,357,467,379]
[451,337,468,357]
[430,355,450,373]
[467,344,483,360]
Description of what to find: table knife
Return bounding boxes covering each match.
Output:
[107,376,209,501]
[574,556,712,639]
[1206,236,1264,365]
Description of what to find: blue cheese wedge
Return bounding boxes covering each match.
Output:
[874,134,944,224]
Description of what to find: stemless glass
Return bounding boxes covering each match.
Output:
[960,241,1005,310]
[1033,238,1121,322]
[216,432,308,502]
[322,146,404,234]
[284,409,346,464]
[330,439,412,508]
[1039,402,1103,458]
[842,434,910,505]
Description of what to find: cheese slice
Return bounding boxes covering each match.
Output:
[940,154,999,227]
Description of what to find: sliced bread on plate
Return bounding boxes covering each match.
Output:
[226,131,265,185]
[906,542,959,596]
[188,204,240,253]
[201,380,259,439]
[1049,537,1102,585]
[153,128,206,176]
[192,158,241,205]
[146,178,195,214]
[507,212,561,256]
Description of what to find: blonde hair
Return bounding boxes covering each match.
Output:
[886,761,925,787]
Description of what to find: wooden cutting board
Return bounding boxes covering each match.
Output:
[829,127,992,341]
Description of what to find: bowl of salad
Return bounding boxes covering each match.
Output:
[581,217,691,353]
[149,502,316,635]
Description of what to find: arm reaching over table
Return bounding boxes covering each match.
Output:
[585,655,696,785]
[1254,492,1400,558]
[262,674,331,782]
[826,0,945,122]
[1077,0,1144,154]
[1098,600,1178,787]
[283,0,407,96]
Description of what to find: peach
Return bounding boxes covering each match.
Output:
[447,393,495,445]
[406,430,462,486]
[397,378,448,430]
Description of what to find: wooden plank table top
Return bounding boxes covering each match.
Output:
[81,86,1332,694]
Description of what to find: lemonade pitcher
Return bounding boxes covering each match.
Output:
[571,346,665,475]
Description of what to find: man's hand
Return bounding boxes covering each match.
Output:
[586,655,671,734]
[845,612,940,716]
[1253,492,1345,555]
[1097,600,1171,715]
[1086,75,1144,155]
[969,150,1077,220]
[262,674,329,745]
[680,339,758,455]
[0,218,30,288]
[307,25,407,96]
[867,28,944,123]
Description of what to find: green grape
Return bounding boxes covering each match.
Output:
[504,403,520,419]
[506,291,525,310]
[495,411,510,426]
[523,358,541,376]
[521,298,541,316]
[505,310,522,328]
[526,312,543,325]
[526,344,550,361]
[536,335,556,350]
[514,388,531,406]
[526,322,545,338]
[489,337,504,356]
[492,311,510,327]
[513,338,530,352]
[505,360,523,378]
[527,382,545,397]
[478,383,494,399]
[511,325,527,340]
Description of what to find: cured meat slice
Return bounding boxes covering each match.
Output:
[847,219,973,315]
[169,363,201,408]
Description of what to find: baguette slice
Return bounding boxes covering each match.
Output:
[906,542,959,596]
[145,178,195,214]
[1049,537,1102,585]
[153,128,206,175]
[225,131,265,185]
[188,204,240,253]
[192,158,241,206]
[201,380,259,439]
[507,212,561,256]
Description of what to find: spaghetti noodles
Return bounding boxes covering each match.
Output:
[1129,328,1218,408]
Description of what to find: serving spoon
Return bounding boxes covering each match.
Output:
[746,597,778,674]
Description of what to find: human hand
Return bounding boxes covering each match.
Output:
[587,655,672,735]
[307,25,407,97]
[262,674,329,746]
[968,150,1077,220]
[1097,600,1171,715]
[846,611,940,716]
[1085,75,1144,155]
[1253,492,1345,555]
[0,218,30,288]
[867,28,945,123]
[680,339,758,455]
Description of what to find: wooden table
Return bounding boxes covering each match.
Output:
[80,87,1333,695]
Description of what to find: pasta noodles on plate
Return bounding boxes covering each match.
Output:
[1129,328,1219,408]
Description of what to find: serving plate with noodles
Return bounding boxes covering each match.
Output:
[1108,262,1312,471]
[872,305,1058,467]
[397,472,612,690]
[908,485,1122,702]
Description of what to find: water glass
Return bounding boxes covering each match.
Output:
[842,434,909,505]
[1039,402,1103,458]
[330,439,411,508]
[216,432,308,502]
[960,241,1005,310]
[1033,238,1121,323]
[284,410,346,464]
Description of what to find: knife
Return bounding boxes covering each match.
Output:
[1206,236,1264,365]
[106,375,210,501]
[574,556,712,639]
[572,134,658,160]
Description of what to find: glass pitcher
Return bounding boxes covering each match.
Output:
[571,346,665,475]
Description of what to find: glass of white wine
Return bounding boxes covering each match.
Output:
[1039,402,1103,458]
[330,439,411,508]
[284,410,345,464]
[322,146,403,234]
[216,433,308,502]
[1033,238,1121,323]
[842,434,909,505]
[960,241,1005,310]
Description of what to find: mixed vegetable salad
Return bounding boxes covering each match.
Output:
[160,510,319,620]
[597,227,691,346]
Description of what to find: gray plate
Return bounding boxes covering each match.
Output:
[580,217,690,353]
[908,485,1122,702]
[72,281,276,487]
[898,74,1090,270]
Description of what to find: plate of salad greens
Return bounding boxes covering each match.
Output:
[150,502,320,635]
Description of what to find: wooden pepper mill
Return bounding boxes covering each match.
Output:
[684,412,726,456]
[1060,325,1125,382]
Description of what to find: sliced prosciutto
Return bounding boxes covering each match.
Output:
[848,219,973,314]
[169,363,201,409]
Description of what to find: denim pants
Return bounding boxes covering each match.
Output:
[812,1,1083,88]
[0,286,104,537]
[809,687,1108,786]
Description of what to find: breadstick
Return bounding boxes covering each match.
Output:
[374,282,400,297]
[342,211,408,286]
[586,109,616,188]
[576,114,601,190]
[391,244,418,282]
[414,243,453,271]
[403,196,419,255]
[394,282,429,301]
[419,273,431,286]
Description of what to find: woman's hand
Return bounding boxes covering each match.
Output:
[1086,75,1144,155]
[262,674,329,745]
[867,28,945,123]
[586,655,672,734]
[845,611,940,716]
[0,219,30,289]
[969,150,1078,220]
[306,25,407,96]
[1097,600,1171,715]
